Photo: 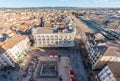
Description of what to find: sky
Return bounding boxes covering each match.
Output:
[0,0,120,8]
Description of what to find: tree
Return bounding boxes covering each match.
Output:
[59,75,63,81]
[29,77,34,81]
[59,77,63,81]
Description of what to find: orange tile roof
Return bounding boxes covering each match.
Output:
[19,26,26,31]
[0,35,27,52]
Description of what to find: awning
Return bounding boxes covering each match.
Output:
[49,52,59,57]
[70,77,76,81]
[49,55,54,57]
[69,69,74,76]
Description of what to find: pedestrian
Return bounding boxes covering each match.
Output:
[76,63,78,67]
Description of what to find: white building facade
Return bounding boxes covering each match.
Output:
[98,66,116,81]
[32,27,76,47]
[0,52,15,68]
[0,35,30,68]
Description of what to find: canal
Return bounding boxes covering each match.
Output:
[82,20,100,33]
[80,19,117,41]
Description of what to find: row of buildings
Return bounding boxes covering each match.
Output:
[0,9,70,35]
[0,10,76,68]
[85,32,120,81]
[74,9,120,33]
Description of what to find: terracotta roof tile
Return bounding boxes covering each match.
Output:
[0,35,27,53]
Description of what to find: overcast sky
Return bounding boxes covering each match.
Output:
[0,0,120,8]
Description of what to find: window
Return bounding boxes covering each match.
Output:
[37,36,40,38]
[38,38,41,40]
[56,42,58,44]
[50,36,53,40]
[55,38,58,40]
[59,37,62,40]
[4,60,7,63]
[46,36,49,40]
[67,41,71,43]
[42,38,45,40]
[46,38,49,40]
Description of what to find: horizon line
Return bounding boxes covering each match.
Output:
[0,6,120,9]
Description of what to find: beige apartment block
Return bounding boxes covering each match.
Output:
[92,41,120,70]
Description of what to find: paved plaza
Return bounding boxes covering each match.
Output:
[0,47,88,81]
[33,56,71,81]
[31,47,88,81]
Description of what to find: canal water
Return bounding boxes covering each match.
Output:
[81,19,109,41]
[82,20,100,33]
